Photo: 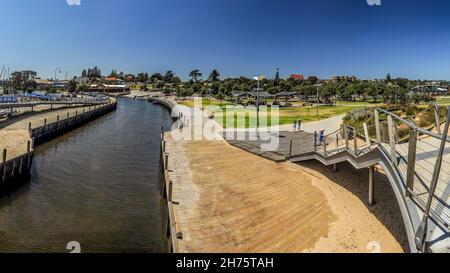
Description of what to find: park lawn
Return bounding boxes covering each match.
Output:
[214,105,367,128]
[335,101,384,106]
[177,98,232,108]
[436,96,450,105]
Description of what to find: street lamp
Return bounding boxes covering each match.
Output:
[253,75,265,127]
[315,83,322,117]
[54,67,62,82]
[253,75,265,111]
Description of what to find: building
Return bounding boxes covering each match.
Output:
[74,77,90,84]
[103,77,125,85]
[33,77,51,89]
[331,76,357,83]
[88,83,129,93]
[289,74,304,81]
[411,84,449,95]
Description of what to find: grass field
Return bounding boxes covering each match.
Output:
[178,98,372,128]
[437,96,450,105]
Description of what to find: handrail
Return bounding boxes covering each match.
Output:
[376,108,450,142]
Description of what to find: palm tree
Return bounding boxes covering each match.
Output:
[189,69,202,83]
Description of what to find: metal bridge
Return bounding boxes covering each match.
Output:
[286,106,450,253]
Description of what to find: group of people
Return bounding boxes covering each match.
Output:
[293,118,302,132]
[293,118,326,144]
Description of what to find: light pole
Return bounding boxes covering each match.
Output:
[253,75,265,127]
[54,67,62,82]
[315,83,322,117]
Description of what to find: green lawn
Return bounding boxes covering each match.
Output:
[177,98,379,128]
[214,105,366,128]
[335,101,384,106]
[436,96,450,105]
[177,98,232,108]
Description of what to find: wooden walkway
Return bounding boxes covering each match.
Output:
[164,133,406,253]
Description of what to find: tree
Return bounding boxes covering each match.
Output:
[208,69,220,82]
[189,69,202,83]
[305,76,318,85]
[137,73,149,83]
[66,80,77,93]
[386,73,392,83]
[81,69,87,78]
[109,69,118,78]
[216,92,225,107]
[77,84,89,93]
[164,70,175,83]
[274,68,280,86]
[150,73,163,83]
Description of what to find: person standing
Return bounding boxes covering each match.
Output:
[293,120,298,132]
[319,128,325,144]
[297,118,302,133]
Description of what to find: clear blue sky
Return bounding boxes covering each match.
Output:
[1,0,449,80]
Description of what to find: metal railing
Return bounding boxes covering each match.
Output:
[375,107,450,252]
[314,123,377,157]
[310,106,450,252]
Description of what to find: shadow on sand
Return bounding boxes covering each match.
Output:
[298,160,410,252]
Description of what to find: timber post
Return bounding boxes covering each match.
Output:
[368,166,376,206]
[2,149,6,182]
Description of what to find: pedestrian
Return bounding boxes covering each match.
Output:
[297,118,302,133]
[319,128,325,144]
[293,120,298,132]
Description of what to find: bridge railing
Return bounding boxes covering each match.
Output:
[375,107,450,252]
[314,123,377,157]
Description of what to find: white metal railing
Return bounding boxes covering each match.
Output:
[314,123,377,157]
[310,106,450,252]
[375,107,450,252]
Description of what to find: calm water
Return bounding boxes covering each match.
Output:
[0,98,172,253]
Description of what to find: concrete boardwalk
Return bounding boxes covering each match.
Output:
[164,105,406,253]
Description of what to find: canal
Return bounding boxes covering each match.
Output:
[0,98,173,253]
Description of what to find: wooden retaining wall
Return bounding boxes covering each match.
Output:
[1,141,33,186]
[160,130,180,253]
[1,102,117,190]
[31,102,117,145]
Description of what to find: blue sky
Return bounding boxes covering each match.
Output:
[1,0,449,80]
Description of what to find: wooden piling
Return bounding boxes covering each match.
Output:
[288,139,293,158]
[27,141,31,170]
[2,149,6,181]
[368,166,375,206]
